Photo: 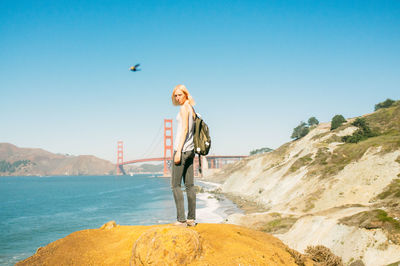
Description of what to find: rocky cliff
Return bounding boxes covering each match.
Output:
[0,143,116,176]
[205,101,400,266]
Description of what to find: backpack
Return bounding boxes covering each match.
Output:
[193,113,211,156]
[192,111,211,175]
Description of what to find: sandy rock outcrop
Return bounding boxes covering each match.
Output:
[131,226,201,265]
[16,221,312,266]
[100,220,117,230]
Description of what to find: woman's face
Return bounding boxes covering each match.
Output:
[174,89,187,105]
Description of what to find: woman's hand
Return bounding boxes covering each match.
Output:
[174,151,181,165]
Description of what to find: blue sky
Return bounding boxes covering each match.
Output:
[1,0,399,163]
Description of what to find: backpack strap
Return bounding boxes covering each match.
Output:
[198,153,202,176]
[191,106,198,119]
[192,106,202,176]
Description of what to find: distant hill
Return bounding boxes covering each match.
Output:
[0,143,116,176]
[125,163,163,174]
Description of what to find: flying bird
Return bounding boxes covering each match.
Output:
[130,64,141,72]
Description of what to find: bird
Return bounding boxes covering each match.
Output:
[130,64,141,72]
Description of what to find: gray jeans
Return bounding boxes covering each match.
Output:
[171,150,196,222]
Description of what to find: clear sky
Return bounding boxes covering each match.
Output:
[1,0,399,163]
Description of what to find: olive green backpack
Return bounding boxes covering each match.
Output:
[193,111,211,173]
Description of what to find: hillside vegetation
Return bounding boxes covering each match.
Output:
[204,100,400,265]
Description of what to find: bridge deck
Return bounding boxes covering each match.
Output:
[121,155,247,165]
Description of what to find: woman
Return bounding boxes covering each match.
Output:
[171,84,196,227]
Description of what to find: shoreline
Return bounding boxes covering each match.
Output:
[195,180,267,224]
[197,179,268,212]
[195,180,243,223]
[223,193,270,214]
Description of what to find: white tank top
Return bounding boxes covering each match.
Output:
[174,105,195,152]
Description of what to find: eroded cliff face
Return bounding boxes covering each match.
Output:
[204,103,400,265]
[217,123,400,214]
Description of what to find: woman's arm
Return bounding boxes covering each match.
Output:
[174,103,190,164]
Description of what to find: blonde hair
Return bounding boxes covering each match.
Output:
[171,84,196,106]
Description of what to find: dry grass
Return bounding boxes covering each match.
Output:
[260,216,298,234]
[265,142,291,163]
[302,190,323,212]
[287,153,313,174]
[286,247,308,266]
[303,197,316,212]
[339,209,400,245]
[375,179,400,200]
[323,134,343,144]
[261,143,292,172]
[311,131,330,141]
[305,245,344,266]
[366,101,400,133]
[222,157,251,175]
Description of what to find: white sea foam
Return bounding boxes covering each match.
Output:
[195,180,242,224]
[196,180,222,190]
[156,220,171,224]
[196,193,225,223]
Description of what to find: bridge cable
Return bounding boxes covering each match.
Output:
[140,122,164,159]
[144,135,163,159]
[140,123,163,159]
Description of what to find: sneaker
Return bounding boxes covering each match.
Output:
[186,219,196,227]
[173,221,187,227]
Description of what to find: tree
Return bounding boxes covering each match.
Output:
[250,147,274,155]
[330,115,346,130]
[308,117,319,126]
[291,122,310,140]
[374,98,395,111]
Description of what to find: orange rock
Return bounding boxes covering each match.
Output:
[100,220,117,230]
[16,222,311,266]
[131,226,201,265]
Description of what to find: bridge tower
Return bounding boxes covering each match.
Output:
[117,140,124,175]
[164,119,173,176]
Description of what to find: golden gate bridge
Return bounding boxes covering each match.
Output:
[116,119,247,176]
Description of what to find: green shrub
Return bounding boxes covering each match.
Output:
[375,98,395,111]
[308,117,319,126]
[250,147,274,155]
[342,118,378,143]
[330,115,347,130]
[342,131,366,143]
[291,122,310,140]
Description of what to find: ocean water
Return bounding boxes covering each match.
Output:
[0,175,239,265]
